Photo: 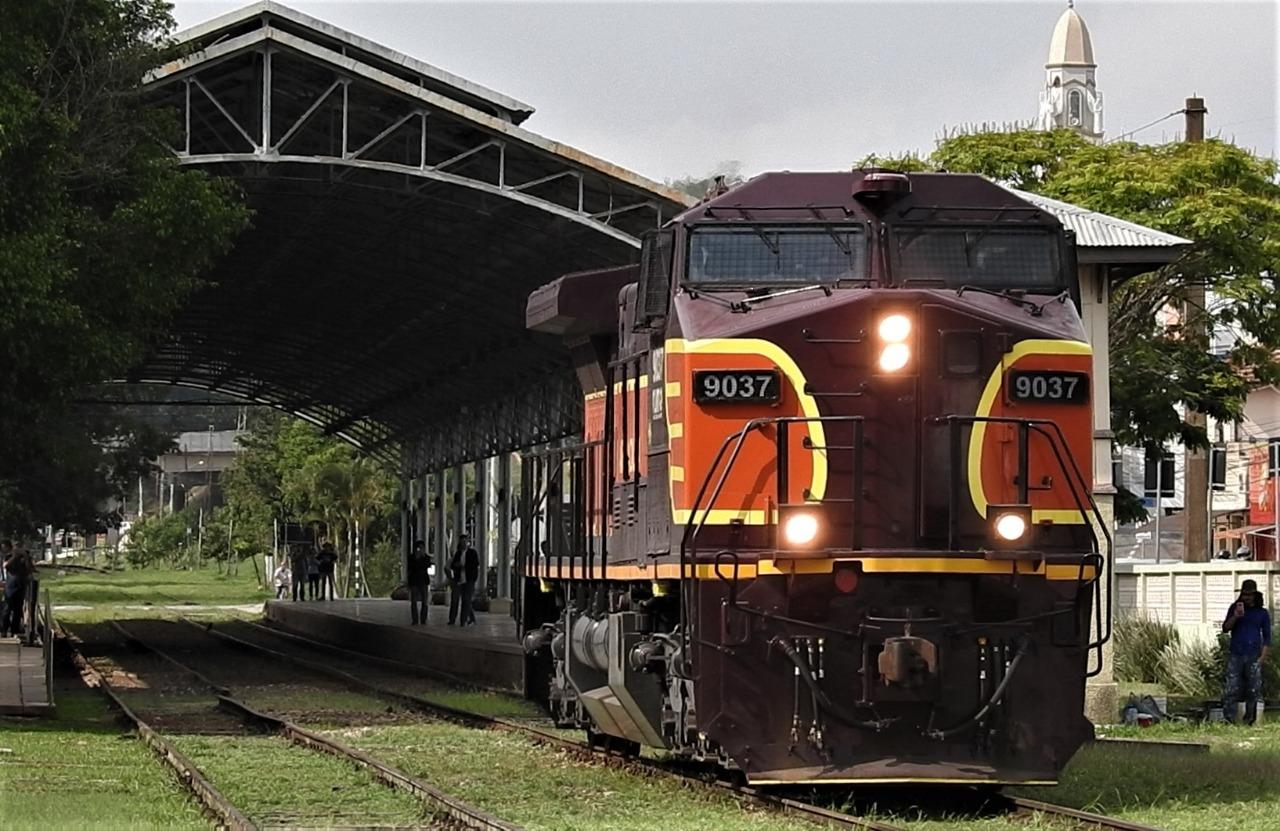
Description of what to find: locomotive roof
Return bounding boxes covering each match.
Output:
[675,171,1062,229]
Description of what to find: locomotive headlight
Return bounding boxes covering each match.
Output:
[878,343,911,372]
[783,512,820,546]
[878,314,912,343]
[994,512,1028,541]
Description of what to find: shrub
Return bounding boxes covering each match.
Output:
[1156,637,1222,699]
[1113,615,1180,683]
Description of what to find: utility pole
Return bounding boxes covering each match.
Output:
[1182,95,1210,562]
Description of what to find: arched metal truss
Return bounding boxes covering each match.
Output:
[130,2,692,472]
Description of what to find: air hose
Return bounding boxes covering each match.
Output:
[771,637,891,731]
[925,637,1032,740]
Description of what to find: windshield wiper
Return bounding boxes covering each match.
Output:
[679,282,834,313]
[679,282,748,312]
[737,284,833,311]
[808,208,852,255]
[955,285,1064,317]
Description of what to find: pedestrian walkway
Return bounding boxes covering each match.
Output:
[0,637,53,716]
[265,599,521,689]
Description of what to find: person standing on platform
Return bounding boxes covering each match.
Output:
[289,545,307,602]
[407,540,432,625]
[272,559,291,600]
[304,547,321,600]
[447,539,465,625]
[2,546,35,637]
[461,537,479,626]
[317,542,338,601]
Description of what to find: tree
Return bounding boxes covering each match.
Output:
[0,0,249,533]
[220,412,400,595]
[863,130,1280,522]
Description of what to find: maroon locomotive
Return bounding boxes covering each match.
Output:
[519,170,1110,785]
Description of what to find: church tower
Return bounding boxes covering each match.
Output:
[1037,2,1103,140]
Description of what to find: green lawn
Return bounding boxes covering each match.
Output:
[1010,719,1280,830]
[42,563,270,622]
[0,688,208,830]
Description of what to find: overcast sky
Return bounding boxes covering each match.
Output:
[172,0,1277,184]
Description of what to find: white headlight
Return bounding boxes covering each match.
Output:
[878,343,910,372]
[994,513,1028,541]
[783,512,819,546]
[878,314,912,342]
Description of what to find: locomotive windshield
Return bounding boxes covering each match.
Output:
[892,227,1064,291]
[687,226,868,287]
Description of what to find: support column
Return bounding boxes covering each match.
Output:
[1080,261,1118,724]
[416,471,429,551]
[432,470,446,590]
[451,464,466,578]
[497,453,513,600]
[476,458,492,599]
[399,475,411,584]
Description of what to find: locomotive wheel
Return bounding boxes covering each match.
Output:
[586,728,641,758]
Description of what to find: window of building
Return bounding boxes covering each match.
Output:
[1068,90,1083,125]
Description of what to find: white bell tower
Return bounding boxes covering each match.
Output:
[1037,1,1103,141]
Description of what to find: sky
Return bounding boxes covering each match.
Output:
[171,0,1278,185]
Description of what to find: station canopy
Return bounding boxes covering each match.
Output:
[132,1,692,471]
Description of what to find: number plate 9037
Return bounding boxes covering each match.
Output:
[693,370,782,404]
[1008,370,1089,403]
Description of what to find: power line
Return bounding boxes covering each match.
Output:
[1108,108,1185,143]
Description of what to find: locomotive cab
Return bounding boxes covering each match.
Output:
[521,171,1109,786]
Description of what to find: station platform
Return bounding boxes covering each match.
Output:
[264,598,522,690]
[0,637,53,716]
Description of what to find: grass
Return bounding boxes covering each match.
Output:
[41,563,270,623]
[1009,718,1280,830]
[0,687,208,830]
[320,721,815,831]
[169,734,430,828]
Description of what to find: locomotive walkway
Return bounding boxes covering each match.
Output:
[264,599,521,689]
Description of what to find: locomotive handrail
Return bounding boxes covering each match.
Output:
[520,438,608,582]
[677,414,866,676]
[943,414,1113,676]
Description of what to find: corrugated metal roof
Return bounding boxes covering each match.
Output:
[1007,188,1193,249]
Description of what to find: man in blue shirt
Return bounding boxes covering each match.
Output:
[1223,579,1271,725]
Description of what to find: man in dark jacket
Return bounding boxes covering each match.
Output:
[289,545,307,602]
[447,538,464,625]
[448,536,480,626]
[2,545,34,637]
[461,538,480,626]
[317,543,338,600]
[406,540,433,625]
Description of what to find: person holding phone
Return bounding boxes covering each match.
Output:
[1223,579,1271,724]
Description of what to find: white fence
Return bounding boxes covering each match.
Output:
[1116,560,1280,644]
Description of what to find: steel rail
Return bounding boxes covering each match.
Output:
[212,620,1169,831]
[186,618,907,831]
[1001,794,1165,831]
[110,620,520,831]
[64,630,257,831]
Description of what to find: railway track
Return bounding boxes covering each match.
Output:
[212,619,1172,829]
[195,618,1164,831]
[155,617,900,831]
[68,620,516,831]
